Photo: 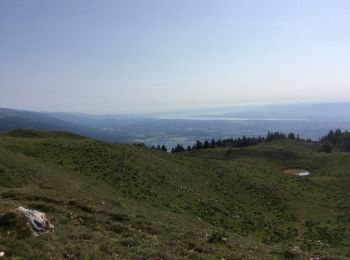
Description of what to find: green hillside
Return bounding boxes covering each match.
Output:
[0,129,349,259]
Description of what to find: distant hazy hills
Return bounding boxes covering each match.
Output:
[209,102,350,120]
[0,108,79,132]
[0,108,120,142]
[172,102,350,121]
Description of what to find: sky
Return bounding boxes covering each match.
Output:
[0,0,349,113]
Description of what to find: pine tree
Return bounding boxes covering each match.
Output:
[288,133,296,140]
[195,140,203,149]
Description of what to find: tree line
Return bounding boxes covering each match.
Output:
[170,131,311,153]
[319,129,350,153]
[134,143,168,152]
[136,129,350,154]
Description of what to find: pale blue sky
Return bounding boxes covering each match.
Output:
[0,0,349,113]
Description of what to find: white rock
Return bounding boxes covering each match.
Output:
[17,207,54,233]
[0,252,4,257]
[295,171,311,176]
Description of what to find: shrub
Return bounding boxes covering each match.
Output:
[320,141,332,153]
[0,212,32,239]
[207,231,227,243]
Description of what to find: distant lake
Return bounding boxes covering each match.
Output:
[155,116,309,121]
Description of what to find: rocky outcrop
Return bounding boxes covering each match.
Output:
[17,207,54,234]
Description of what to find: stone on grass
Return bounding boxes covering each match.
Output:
[17,207,54,234]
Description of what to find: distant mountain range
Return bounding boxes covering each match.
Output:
[0,108,79,132]
[158,102,350,121]
[217,102,350,120]
[0,108,124,142]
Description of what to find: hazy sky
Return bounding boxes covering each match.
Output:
[1,0,349,113]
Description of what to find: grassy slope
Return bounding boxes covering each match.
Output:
[0,129,349,259]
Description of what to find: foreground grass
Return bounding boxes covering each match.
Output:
[0,129,349,259]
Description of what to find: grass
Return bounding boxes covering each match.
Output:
[0,129,349,259]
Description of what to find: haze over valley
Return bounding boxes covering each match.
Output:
[2,102,350,149]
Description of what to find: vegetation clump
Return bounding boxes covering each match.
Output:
[320,129,350,152]
[0,212,32,239]
[207,230,228,243]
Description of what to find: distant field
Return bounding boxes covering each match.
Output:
[91,118,350,148]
